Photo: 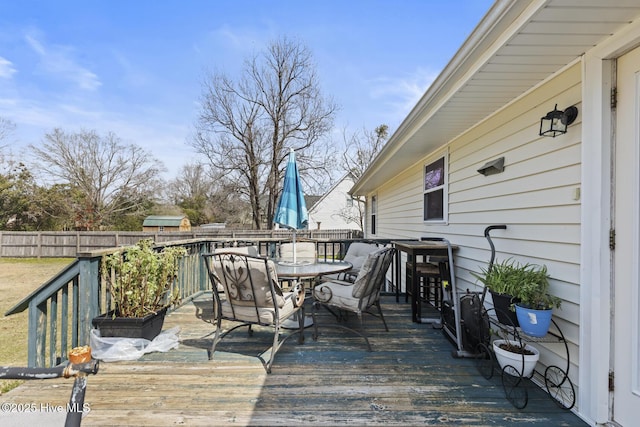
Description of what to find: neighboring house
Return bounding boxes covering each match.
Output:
[350,1,640,425]
[308,173,362,231]
[142,215,191,232]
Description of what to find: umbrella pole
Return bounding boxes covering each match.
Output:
[292,230,297,264]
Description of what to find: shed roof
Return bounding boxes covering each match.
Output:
[143,215,187,227]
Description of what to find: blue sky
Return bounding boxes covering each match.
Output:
[0,0,494,180]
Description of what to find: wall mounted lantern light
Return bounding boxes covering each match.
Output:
[539,104,578,137]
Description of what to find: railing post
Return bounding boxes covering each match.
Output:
[198,242,210,292]
[77,256,101,346]
[27,300,47,367]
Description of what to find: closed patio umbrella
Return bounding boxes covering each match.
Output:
[274,149,308,264]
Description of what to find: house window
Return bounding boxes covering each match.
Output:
[159,226,165,232]
[370,195,377,235]
[423,155,447,222]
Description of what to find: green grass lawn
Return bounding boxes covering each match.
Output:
[0,258,72,393]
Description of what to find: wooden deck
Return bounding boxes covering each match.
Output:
[2,295,588,426]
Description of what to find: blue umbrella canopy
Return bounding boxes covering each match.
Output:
[274,149,308,230]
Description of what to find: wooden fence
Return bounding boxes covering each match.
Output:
[0,229,362,258]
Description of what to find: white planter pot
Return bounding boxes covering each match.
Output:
[492,339,539,377]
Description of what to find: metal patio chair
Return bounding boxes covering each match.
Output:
[279,241,317,261]
[328,241,380,282]
[202,252,305,373]
[311,247,395,351]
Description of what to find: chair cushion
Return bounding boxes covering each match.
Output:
[214,246,259,256]
[280,242,316,260]
[313,280,359,310]
[220,290,299,324]
[351,249,385,298]
[344,242,379,272]
[211,248,259,292]
[323,242,378,281]
[215,256,285,308]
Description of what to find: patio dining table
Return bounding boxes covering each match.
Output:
[392,239,458,323]
[273,258,353,280]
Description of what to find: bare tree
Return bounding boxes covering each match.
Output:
[166,162,216,226]
[167,162,213,205]
[192,37,337,229]
[342,124,388,179]
[207,179,253,228]
[0,117,16,152]
[338,124,389,231]
[30,128,164,230]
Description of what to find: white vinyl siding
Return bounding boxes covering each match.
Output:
[367,63,582,395]
[307,175,361,230]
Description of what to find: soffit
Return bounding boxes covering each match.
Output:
[351,0,640,195]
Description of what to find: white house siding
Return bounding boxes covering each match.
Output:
[367,63,583,403]
[308,176,361,231]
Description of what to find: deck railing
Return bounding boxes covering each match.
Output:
[5,238,402,367]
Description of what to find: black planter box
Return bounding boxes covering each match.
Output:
[92,307,167,340]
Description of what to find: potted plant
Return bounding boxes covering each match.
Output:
[513,265,562,337]
[92,239,187,340]
[472,258,523,327]
[492,338,540,378]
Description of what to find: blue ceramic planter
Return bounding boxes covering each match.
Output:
[515,304,552,337]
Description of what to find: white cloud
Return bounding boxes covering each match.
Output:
[24,30,102,91]
[212,24,271,52]
[0,94,194,180]
[369,67,438,119]
[24,33,45,55]
[111,49,153,88]
[0,57,17,79]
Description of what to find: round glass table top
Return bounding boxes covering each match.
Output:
[273,258,352,278]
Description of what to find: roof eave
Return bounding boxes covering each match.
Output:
[350,0,544,195]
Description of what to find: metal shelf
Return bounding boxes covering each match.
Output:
[476,309,575,410]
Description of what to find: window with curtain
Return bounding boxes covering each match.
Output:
[370,195,377,235]
[423,156,446,221]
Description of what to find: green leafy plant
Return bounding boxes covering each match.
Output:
[516,270,562,310]
[473,258,561,310]
[101,239,187,318]
[471,258,534,296]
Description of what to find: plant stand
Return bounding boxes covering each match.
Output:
[473,308,575,410]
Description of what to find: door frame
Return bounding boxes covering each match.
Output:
[582,22,640,425]
[612,45,640,426]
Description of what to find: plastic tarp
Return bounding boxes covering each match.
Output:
[90,327,180,362]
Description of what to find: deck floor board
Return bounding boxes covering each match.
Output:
[1,295,588,426]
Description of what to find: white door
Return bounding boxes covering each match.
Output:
[614,45,640,426]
